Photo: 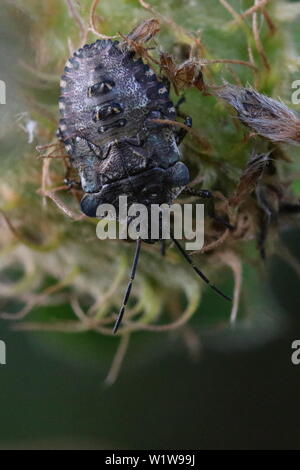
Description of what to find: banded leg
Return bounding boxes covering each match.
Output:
[171,234,232,301]
[113,238,142,334]
[182,187,212,199]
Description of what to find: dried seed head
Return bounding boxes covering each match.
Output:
[230,151,271,206]
[215,84,300,145]
[159,54,205,92]
[127,18,160,43]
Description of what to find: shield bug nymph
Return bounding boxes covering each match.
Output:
[58,36,231,333]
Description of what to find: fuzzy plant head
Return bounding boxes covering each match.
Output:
[1,0,300,382]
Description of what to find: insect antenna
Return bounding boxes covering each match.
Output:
[113,237,142,334]
[170,234,232,301]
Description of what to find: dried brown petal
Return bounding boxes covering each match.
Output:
[127,18,160,43]
[216,84,300,145]
[159,54,205,92]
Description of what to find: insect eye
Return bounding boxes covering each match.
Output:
[88,80,115,97]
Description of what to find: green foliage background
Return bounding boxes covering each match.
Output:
[0,0,300,449]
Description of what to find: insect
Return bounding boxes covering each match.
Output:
[58,37,231,333]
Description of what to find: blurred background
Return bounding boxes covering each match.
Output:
[1,0,300,450]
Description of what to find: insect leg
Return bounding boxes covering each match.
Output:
[182,187,212,199]
[175,116,192,145]
[170,234,232,301]
[182,187,234,230]
[208,207,234,230]
[173,95,193,145]
[279,202,300,214]
[175,96,186,116]
[113,238,142,334]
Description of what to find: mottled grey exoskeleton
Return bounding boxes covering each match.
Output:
[58,38,230,333]
[58,39,190,222]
